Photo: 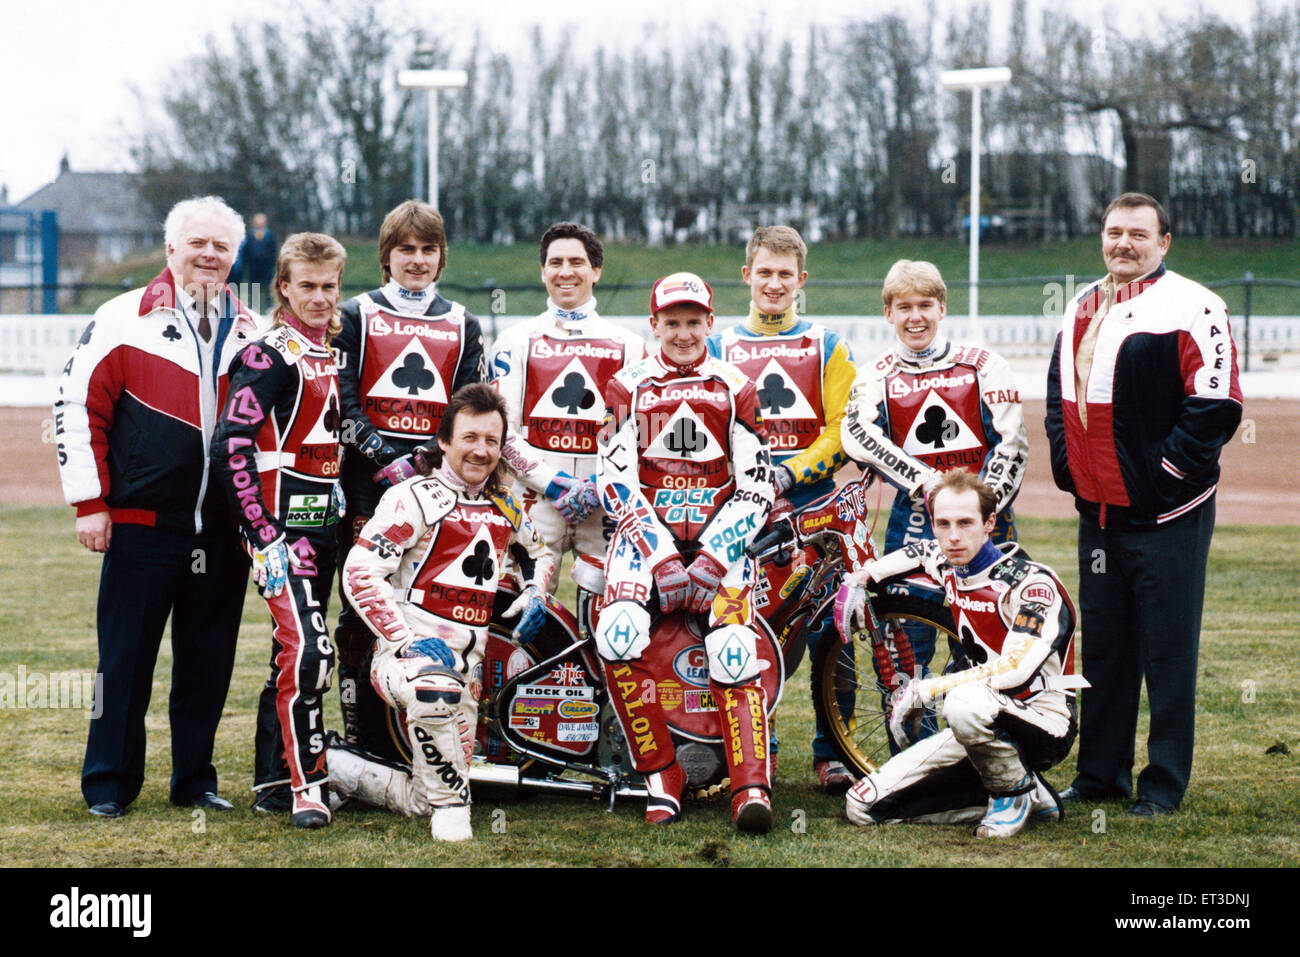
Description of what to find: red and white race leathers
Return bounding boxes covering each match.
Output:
[842,337,1028,548]
[490,300,644,590]
[845,541,1085,826]
[595,349,774,800]
[339,470,554,815]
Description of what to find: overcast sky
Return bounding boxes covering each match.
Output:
[0,0,1264,203]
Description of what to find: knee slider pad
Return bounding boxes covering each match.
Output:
[705,624,761,684]
[406,665,465,723]
[594,600,651,662]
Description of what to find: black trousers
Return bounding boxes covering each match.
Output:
[82,523,249,807]
[1070,499,1215,808]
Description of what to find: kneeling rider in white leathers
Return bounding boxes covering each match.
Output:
[331,384,554,841]
[837,470,1085,838]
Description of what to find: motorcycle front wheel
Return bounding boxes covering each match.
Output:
[809,591,960,779]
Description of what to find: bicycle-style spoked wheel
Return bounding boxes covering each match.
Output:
[810,592,960,778]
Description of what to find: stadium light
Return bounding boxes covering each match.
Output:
[941,66,1012,342]
[398,68,469,210]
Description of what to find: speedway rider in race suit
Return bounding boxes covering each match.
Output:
[333,201,486,760]
[841,259,1028,710]
[839,471,1083,837]
[329,384,554,841]
[211,233,349,828]
[490,222,645,616]
[707,225,858,794]
[596,272,777,833]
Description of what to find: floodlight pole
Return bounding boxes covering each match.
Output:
[397,69,469,209]
[940,67,1011,343]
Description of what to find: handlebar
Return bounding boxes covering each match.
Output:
[745,518,795,559]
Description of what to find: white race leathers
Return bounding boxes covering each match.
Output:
[845,540,1085,826]
[490,299,645,591]
[336,467,554,828]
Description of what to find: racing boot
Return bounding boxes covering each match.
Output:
[291,783,332,829]
[430,804,473,842]
[1030,772,1065,823]
[974,773,1036,839]
[712,679,772,835]
[815,759,855,795]
[644,762,687,824]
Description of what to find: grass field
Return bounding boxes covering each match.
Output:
[77,236,1300,323]
[2,505,1296,868]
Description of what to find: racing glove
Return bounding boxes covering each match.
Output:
[834,567,878,643]
[773,464,795,496]
[373,453,420,488]
[406,636,456,669]
[503,585,548,644]
[684,553,727,615]
[358,432,400,466]
[251,536,291,598]
[888,678,928,748]
[652,557,691,614]
[554,477,600,525]
[544,471,578,502]
[331,482,347,520]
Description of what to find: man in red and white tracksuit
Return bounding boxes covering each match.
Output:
[331,384,554,841]
[839,471,1083,837]
[1046,193,1243,816]
[56,196,260,818]
[334,201,486,758]
[596,272,776,833]
[212,233,349,828]
[490,222,644,613]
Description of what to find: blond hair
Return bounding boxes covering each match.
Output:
[882,259,946,310]
[746,225,807,274]
[272,233,347,342]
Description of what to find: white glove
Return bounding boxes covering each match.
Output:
[833,566,879,643]
[251,536,291,598]
[888,678,927,749]
[774,465,795,496]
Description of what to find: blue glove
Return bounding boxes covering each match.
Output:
[406,636,456,668]
[331,483,346,520]
[504,585,548,644]
[251,536,291,598]
[544,472,578,501]
[554,477,600,524]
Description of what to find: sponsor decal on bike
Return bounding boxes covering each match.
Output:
[672,647,710,688]
[683,689,718,714]
[657,679,683,712]
[518,683,594,700]
[557,722,600,742]
[549,662,587,686]
[511,698,556,716]
[558,699,600,719]
[509,715,540,730]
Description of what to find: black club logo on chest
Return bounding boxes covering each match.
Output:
[551,372,595,415]
[758,373,796,414]
[162,324,183,342]
[461,540,494,585]
[916,406,959,448]
[664,418,706,457]
[392,354,434,395]
[323,394,340,437]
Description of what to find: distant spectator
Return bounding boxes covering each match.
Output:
[233,213,277,310]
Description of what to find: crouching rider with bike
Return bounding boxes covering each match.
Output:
[838,471,1084,838]
[596,273,777,834]
[329,383,554,841]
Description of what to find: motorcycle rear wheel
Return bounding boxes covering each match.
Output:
[809,592,960,779]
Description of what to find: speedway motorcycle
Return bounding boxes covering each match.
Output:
[378,476,959,803]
